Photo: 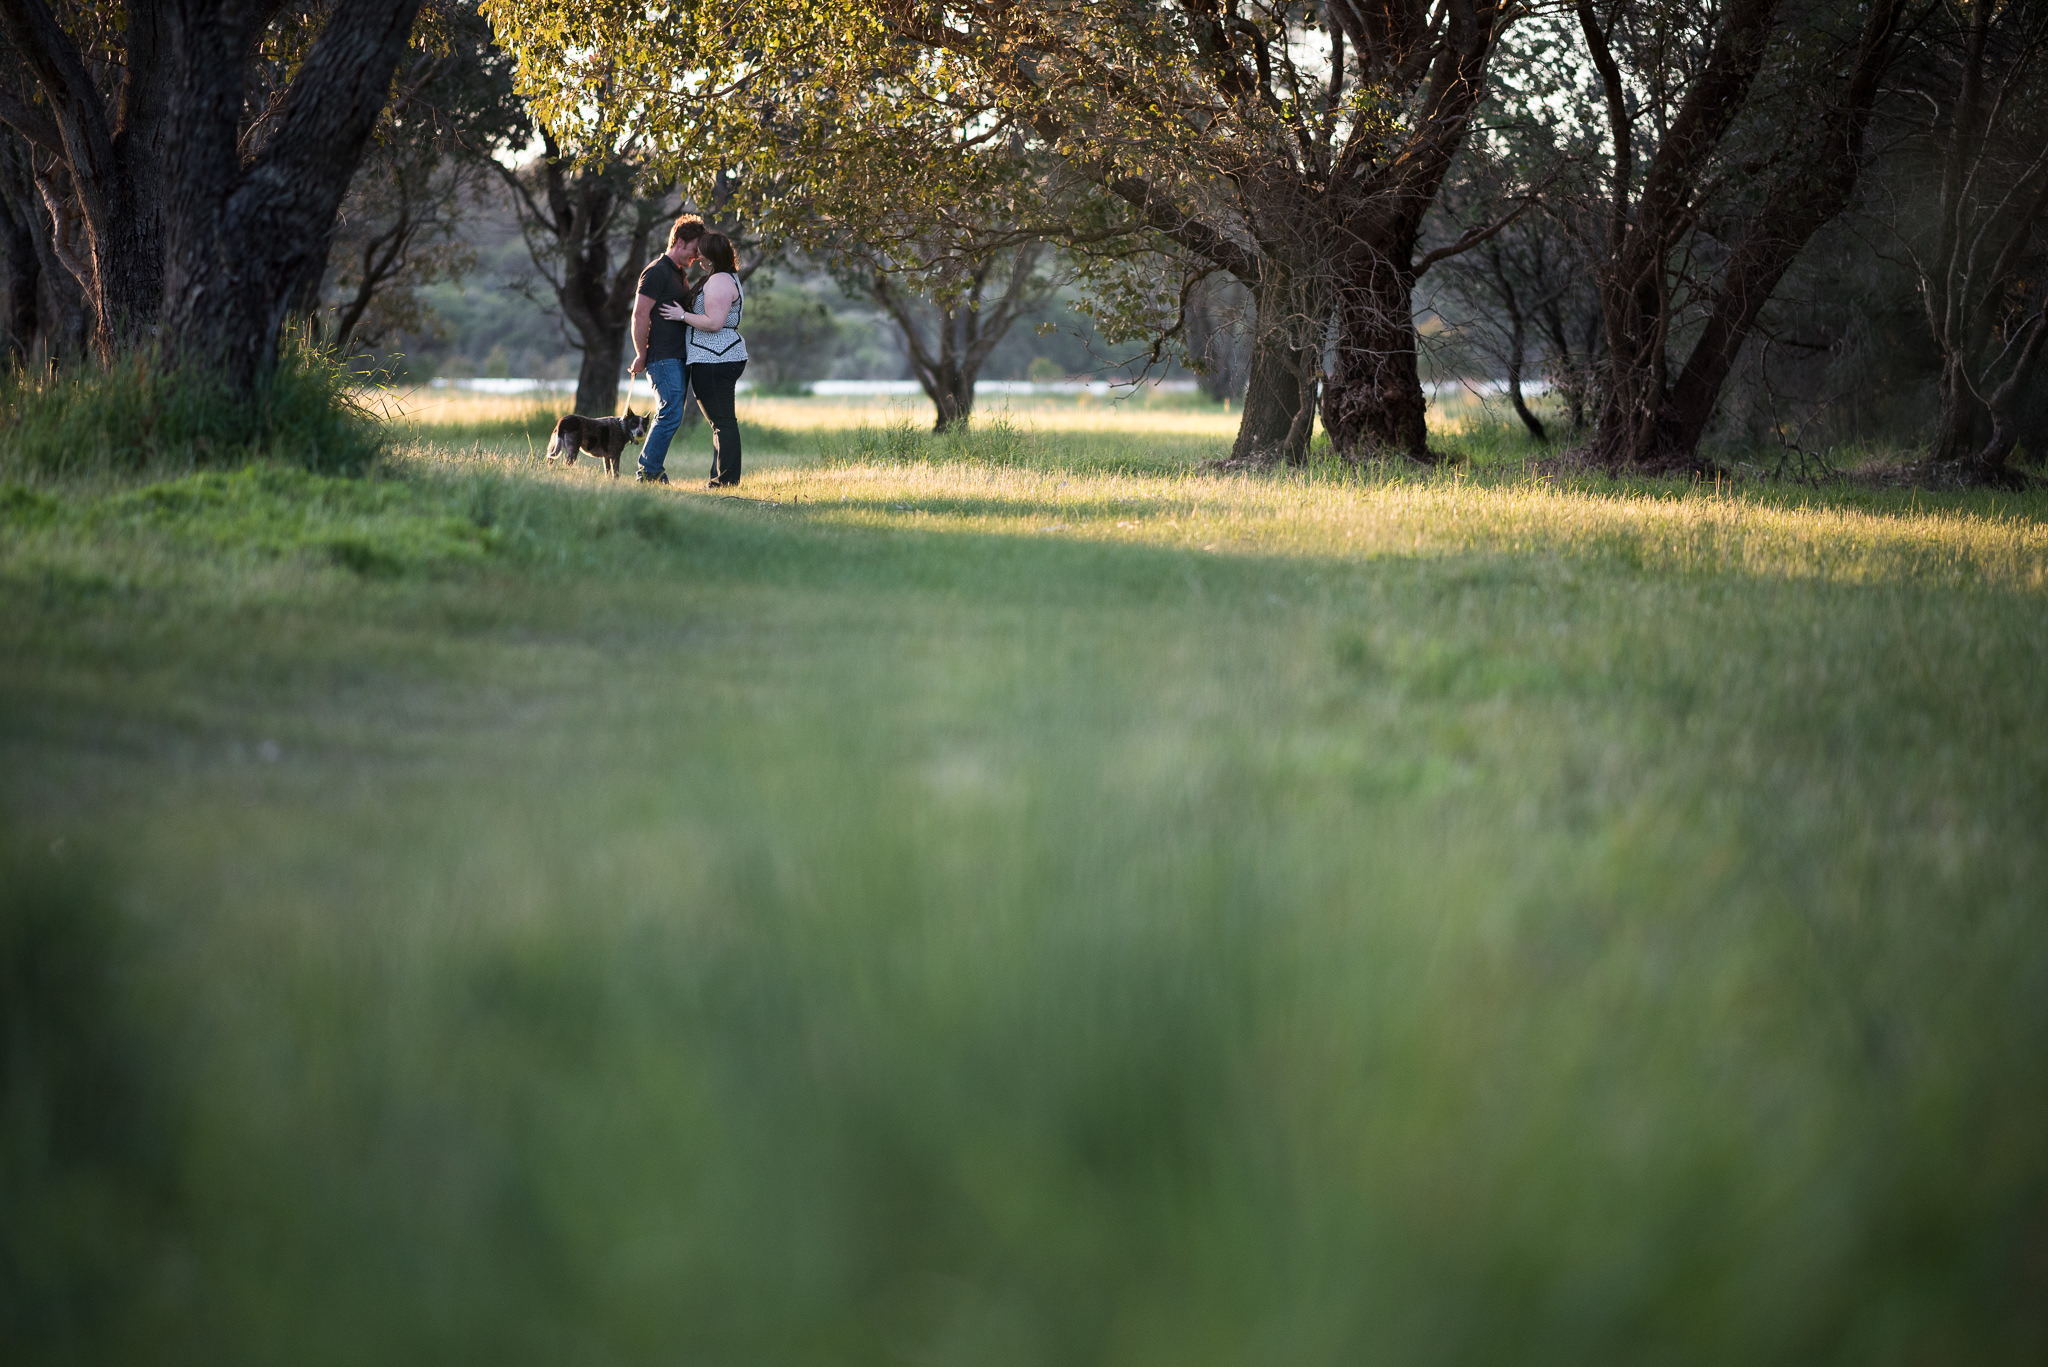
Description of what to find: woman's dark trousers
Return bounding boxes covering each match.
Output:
[690,360,747,486]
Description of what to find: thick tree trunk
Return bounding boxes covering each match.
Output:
[1230,331,1302,463]
[560,224,623,415]
[928,363,974,432]
[1323,257,1429,459]
[1584,280,1708,472]
[577,330,628,417]
[1226,259,1322,465]
[87,181,162,354]
[161,0,423,396]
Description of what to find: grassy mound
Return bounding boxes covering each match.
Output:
[0,340,386,481]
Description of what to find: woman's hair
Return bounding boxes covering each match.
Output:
[700,231,738,274]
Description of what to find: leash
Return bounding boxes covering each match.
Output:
[623,368,639,416]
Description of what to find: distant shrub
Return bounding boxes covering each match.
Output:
[0,336,386,481]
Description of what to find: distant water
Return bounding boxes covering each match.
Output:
[427,377,1202,397]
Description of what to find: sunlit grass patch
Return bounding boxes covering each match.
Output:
[367,386,569,446]
[715,456,2048,592]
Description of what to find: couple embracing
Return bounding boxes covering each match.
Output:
[630,214,748,487]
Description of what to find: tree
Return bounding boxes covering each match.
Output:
[821,237,1061,431]
[1890,0,2048,485]
[1424,193,1608,441]
[1568,0,1907,472]
[495,133,680,416]
[0,0,424,398]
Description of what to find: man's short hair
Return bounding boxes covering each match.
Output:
[668,214,706,249]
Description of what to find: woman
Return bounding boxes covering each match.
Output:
[659,231,747,488]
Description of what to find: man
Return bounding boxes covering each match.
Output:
[628,214,705,483]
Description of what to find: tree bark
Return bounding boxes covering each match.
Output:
[1230,328,1304,463]
[930,359,975,432]
[159,0,423,396]
[1323,256,1429,458]
[0,134,38,358]
[1224,253,1326,465]
[580,330,629,419]
[0,0,171,357]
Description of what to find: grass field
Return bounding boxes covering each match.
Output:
[5,395,2047,1364]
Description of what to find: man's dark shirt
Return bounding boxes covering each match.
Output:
[638,255,694,362]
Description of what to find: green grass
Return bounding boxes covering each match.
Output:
[1,342,387,481]
[4,411,2047,1365]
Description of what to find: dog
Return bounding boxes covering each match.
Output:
[545,407,651,478]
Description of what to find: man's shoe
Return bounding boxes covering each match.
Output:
[636,471,668,484]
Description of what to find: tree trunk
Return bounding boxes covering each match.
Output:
[891,305,974,432]
[1229,324,1307,465]
[1322,256,1429,459]
[506,149,669,419]
[1583,265,1701,471]
[1912,0,2047,487]
[560,221,622,415]
[578,330,625,417]
[928,361,974,432]
[870,245,1047,433]
[1223,256,1324,465]
[88,180,162,355]
[0,146,38,359]
[1506,310,1546,442]
[160,0,423,396]
[1931,304,2047,486]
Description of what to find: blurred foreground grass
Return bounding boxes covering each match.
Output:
[4,414,2047,1365]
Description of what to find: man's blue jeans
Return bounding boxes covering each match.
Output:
[635,358,689,479]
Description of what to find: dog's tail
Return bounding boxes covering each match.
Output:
[545,423,567,464]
